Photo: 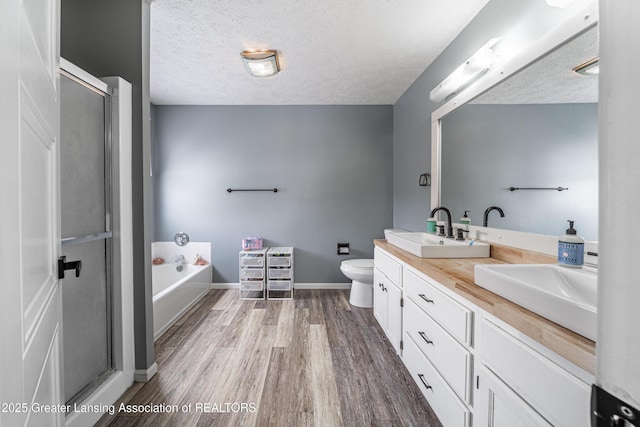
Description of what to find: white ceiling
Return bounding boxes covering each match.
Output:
[150,0,490,105]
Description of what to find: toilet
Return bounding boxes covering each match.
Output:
[340,259,374,308]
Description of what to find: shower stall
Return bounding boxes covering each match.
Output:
[60,63,114,405]
[59,59,134,427]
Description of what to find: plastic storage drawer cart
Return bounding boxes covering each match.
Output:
[239,248,269,300]
[266,247,294,300]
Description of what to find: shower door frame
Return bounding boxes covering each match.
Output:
[60,65,115,407]
[60,59,135,427]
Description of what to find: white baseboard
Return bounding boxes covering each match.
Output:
[65,370,134,427]
[211,283,239,289]
[294,283,351,290]
[134,362,158,383]
[211,283,351,290]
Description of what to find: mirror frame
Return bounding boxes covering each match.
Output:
[429,1,598,254]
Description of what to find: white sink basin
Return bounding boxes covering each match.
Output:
[474,264,597,341]
[386,231,490,258]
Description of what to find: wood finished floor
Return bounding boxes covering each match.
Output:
[97,289,441,427]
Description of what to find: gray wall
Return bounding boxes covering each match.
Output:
[441,103,598,240]
[392,0,589,231]
[153,105,393,283]
[61,0,155,371]
[57,0,586,374]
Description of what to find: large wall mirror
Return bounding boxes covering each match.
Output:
[434,23,598,241]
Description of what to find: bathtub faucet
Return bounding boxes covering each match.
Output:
[172,255,186,272]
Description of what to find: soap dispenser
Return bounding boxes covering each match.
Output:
[427,216,437,234]
[558,220,584,268]
[460,211,471,230]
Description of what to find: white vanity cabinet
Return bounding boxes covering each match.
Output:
[373,248,403,355]
[373,268,386,325]
[475,364,552,427]
[373,243,594,427]
[404,298,472,403]
[403,333,472,426]
[403,266,474,426]
[404,267,473,346]
[475,315,592,427]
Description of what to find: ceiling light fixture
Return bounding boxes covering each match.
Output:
[241,50,280,78]
[573,57,599,76]
[430,37,502,103]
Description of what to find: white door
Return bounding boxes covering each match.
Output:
[386,282,402,355]
[0,0,63,425]
[373,269,387,327]
[476,365,552,427]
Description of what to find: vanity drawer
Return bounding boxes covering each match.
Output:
[404,267,472,346]
[480,318,590,427]
[403,331,471,427]
[404,298,472,403]
[374,248,402,286]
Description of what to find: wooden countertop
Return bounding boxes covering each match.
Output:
[374,239,596,374]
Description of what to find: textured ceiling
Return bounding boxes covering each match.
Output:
[472,25,598,104]
[150,0,490,105]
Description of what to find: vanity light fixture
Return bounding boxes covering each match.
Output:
[429,37,502,102]
[241,50,280,77]
[573,57,599,76]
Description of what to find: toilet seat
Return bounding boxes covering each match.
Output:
[341,259,374,271]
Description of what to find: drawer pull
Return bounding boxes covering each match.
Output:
[418,331,434,345]
[418,294,434,304]
[417,374,433,390]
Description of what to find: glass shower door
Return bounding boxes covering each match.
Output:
[60,72,113,404]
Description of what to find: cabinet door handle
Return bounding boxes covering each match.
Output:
[418,294,434,303]
[382,286,387,292]
[418,331,434,345]
[417,374,433,390]
[379,282,384,288]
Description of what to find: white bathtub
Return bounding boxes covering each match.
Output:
[152,263,212,340]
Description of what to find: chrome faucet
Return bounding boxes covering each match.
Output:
[483,206,505,227]
[172,255,186,272]
[430,206,454,238]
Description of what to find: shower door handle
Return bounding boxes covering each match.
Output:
[58,256,82,279]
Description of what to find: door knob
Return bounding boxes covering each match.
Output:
[58,256,82,279]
